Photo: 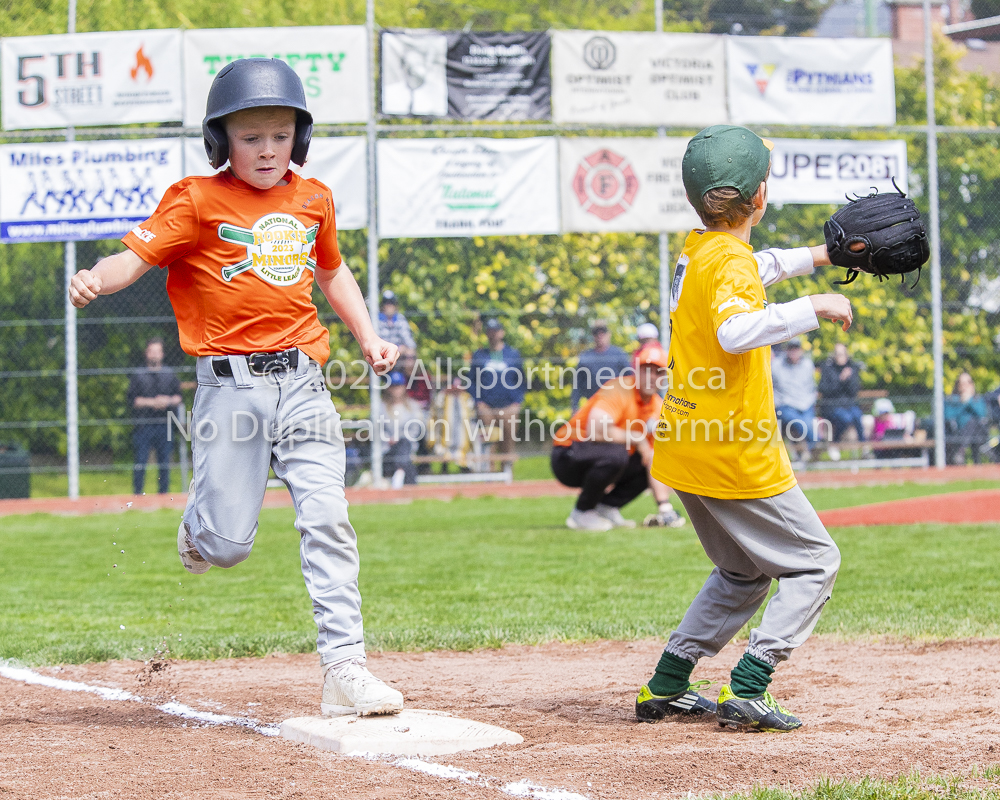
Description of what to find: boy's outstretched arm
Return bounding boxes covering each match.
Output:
[314,266,399,375]
[69,250,155,308]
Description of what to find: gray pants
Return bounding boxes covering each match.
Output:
[182,353,365,665]
[665,486,840,667]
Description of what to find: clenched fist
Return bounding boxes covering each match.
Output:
[69,269,103,308]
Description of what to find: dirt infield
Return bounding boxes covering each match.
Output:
[2,637,997,799]
[817,488,1000,527]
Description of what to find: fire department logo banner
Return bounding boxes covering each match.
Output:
[1,30,184,129]
[559,137,700,233]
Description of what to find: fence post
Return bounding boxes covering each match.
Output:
[63,0,81,499]
[922,0,946,469]
[655,1,670,348]
[366,0,384,485]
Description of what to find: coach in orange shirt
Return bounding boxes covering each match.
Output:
[551,344,685,531]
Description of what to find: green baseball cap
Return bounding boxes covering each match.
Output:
[682,125,773,218]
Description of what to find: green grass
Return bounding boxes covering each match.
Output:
[723,772,1000,800]
[2,493,999,666]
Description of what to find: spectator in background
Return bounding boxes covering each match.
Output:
[572,320,632,411]
[128,338,181,495]
[818,343,865,444]
[633,322,660,361]
[378,371,425,487]
[399,352,432,410]
[945,372,991,464]
[377,290,416,358]
[428,376,477,471]
[772,338,818,460]
[471,319,525,469]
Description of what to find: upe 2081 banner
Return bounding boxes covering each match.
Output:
[726,37,895,126]
[183,137,369,230]
[380,31,551,120]
[377,138,559,237]
[1,30,183,130]
[182,27,370,127]
[0,138,182,242]
[550,31,727,126]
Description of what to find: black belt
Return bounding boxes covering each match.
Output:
[212,349,299,378]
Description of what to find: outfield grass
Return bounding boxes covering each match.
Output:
[726,771,1000,800]
[1,493,998,666]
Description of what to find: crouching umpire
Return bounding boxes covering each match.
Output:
[551,345,685,531]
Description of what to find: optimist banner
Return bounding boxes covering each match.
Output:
[727,37,895,126]
[1,30,183,130]
[559,137,700,233]
[551,31,727,126]
[182,27,370,127]
[182,136,368,230]
[377,137,559,238]
[767,138,909,204]
[0,138,182,243]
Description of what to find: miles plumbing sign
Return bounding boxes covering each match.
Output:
[0,138,182,243]
[182,26,370,126]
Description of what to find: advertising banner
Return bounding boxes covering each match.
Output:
[768,138,909,204]
[726,37,895,126]
[377,137,559,238]
[559,137,700,233]
[381,31,449,117]
[182,26,370,127]
[0,138,182,242]
[183,136,368,230]
[1,30,183,130]
[551,31,727,126]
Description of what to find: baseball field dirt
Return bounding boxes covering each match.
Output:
[2,636,996,799]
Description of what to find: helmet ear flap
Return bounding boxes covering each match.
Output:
[291,114,312,167]
[202,119,228,170]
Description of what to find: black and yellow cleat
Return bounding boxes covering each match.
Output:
[716,684,802,732]
[635,681,717,722]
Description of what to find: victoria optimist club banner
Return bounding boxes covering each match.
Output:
[182,27,370,127]
[767,138,909,204]
[726,37,895,126]
[0,138,182,243]
[1,30,183,129]
[559,137,700,233]
[377,138,559,237]
[551,31,727,126]
[183,137,368,230]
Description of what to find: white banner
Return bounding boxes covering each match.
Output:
[380,32,449,117]
[560,137,700,233]
[1,30,183,130]
[551,31,727,126]
[726,37,895,126]
[0,138,182,242]
[768,138,909,204]
[182,136,368,230]
[182,27,370,127]
[377,138,559,238]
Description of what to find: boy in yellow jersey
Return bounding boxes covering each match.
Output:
[634,125,854,732]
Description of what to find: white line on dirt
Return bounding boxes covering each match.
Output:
[389,756,589,800]
[0,664,280,737]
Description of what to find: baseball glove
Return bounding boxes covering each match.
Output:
[823,182,929,287]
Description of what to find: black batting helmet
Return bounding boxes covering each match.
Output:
[202,58,313,170]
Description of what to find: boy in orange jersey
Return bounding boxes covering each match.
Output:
[551,344,684,531]
[69,59,404,718]
[634,125,853,731]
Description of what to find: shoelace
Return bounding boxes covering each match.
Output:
[336,660,380,689]
[687,679,714,693]
[760,691,792,715]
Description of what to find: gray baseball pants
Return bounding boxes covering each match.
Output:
[665,485,840,667]
[181,352,365,666]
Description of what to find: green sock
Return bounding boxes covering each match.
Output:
[647,651,695,697]
[729,653,775,698]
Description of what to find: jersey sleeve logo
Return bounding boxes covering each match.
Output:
[217,213,319,284]
[669,254,689,313]
[131,226,156,243]
[718,295,753,313]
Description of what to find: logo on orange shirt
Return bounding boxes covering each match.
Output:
[217,213,318,285]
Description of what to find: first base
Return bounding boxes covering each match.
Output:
[280,710,523,756]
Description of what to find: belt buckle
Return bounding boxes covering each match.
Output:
[249,350,291,377]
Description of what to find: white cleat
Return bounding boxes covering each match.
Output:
[594,503,637,528]
[177,521,211,575]
[565,508,614,531]
[322,658,404,717]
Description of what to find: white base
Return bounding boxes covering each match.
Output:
[280,709,523,756]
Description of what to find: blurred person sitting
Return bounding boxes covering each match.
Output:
[772,338,818,461]
[551,344,685,531]
[128,338,181,495]
[377,290,416,358]
[427,376,477,472]
[399,352,433,410]
[377,371,426,488]
[471,319,525,471]
[945,372,991,465]
[817,342,865,452]
[571,320,632,412]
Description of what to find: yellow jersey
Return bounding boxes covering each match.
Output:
[650,230,796,499]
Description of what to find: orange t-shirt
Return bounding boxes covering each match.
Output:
[553,377,662,452]
[122,170,342,364]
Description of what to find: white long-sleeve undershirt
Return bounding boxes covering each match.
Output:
[716,247,819,355]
